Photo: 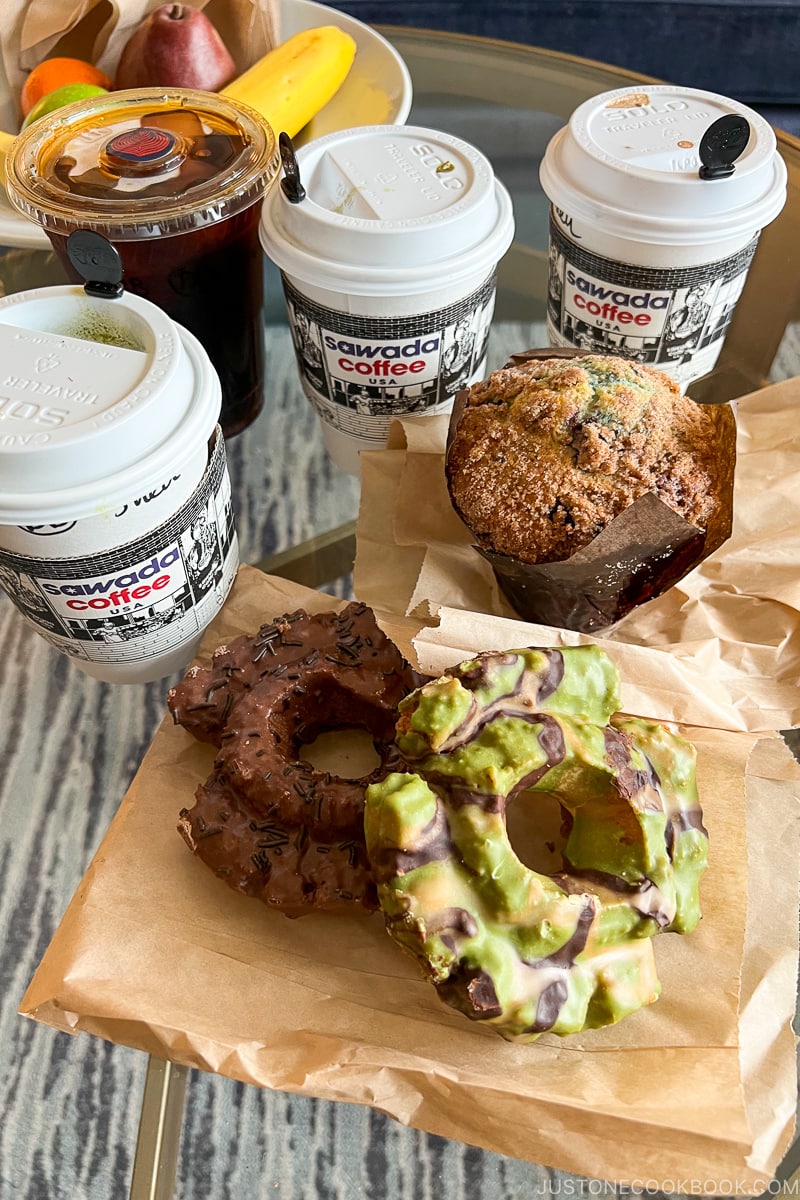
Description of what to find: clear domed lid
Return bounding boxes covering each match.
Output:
[5,87,279,241]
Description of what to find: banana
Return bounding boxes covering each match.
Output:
[221,25,357,138]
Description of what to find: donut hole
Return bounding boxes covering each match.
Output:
[269,674,395,781]
[505,789,568,875]
[301,728,382,779]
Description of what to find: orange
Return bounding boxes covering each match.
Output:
[20,57,112,117]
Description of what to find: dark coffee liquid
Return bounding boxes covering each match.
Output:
[52,212,265,437]
[45,108,266,437]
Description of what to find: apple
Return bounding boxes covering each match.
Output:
[21,83,109,130]
[114,4,237,92]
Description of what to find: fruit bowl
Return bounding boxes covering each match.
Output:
[0,0,413,249]
[285,0,412,142]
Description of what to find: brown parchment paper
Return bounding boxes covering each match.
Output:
[0,0,280,133]
[355,377,800,734]
[19,564,800,1192]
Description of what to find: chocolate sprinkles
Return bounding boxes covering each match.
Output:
[168,603,419,913]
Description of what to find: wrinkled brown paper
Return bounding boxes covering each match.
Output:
[0,0,279,133]
[19,562,800,1193]
[356,378,800,734]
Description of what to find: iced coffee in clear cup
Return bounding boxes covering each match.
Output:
[539,86,787,388]
[0,282,239,683]
[4,89,280,436]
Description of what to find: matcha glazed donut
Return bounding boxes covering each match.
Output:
[364,646,708,1040]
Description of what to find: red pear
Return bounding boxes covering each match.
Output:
[115,4,237,92]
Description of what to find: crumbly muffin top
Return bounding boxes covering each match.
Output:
[445,355,724,564]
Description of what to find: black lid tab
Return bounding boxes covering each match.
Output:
[67,230,125,299]
[699,114,751,180]
[279,132,306,204]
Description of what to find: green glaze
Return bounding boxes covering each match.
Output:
[613,715,708,933]
[401,676,472,755]
[365,770,438,854]
[364,646,708,1041]
[400,647,620,759]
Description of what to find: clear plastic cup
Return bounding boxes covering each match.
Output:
[0,283,239,683]
[539,85,787,387]
[259,124,515,475]
[4,89,280,437]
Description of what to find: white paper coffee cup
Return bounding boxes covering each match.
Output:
[539,86,787,387]
[259,125,515,475]
[0,284,239,683]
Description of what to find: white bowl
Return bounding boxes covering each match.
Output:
[285,0,412,142]
[0,0,413,250]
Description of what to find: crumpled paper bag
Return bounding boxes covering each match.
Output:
[18,564,800,1193]
[0,0,279,133]
[355,377,800,734]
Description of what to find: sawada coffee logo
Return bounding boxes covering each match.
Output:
[565,268,671,327]
[323,334,441,381]
[41,548,180,611]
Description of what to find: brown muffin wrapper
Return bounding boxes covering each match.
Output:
[448,349,737,634]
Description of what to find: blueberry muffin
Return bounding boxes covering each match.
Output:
[446,354,729,564]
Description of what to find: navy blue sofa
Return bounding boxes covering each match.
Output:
[336,0,800,137]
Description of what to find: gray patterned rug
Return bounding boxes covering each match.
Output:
[1,321,798,1199]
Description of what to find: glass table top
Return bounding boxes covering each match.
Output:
[0,25,797,1200]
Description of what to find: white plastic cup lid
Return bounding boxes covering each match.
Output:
[259,124,515,294]
[539,85,787,245]
[0,284,220,523]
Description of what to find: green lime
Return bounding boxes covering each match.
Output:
[21,83,109,130]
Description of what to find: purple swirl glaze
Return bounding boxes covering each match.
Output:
[665,808,708,857]
[426,907,479,939]
[370,799,452,882]
[556,865,672,928]
[516,900,597,1032]
[428,782,505,813]
[436,966,503,1019]
[535,900,596,968]
[439,649,566,752]
[603,725,657,805]
[451,651,519,690]
[454,648,564,701]
[531,979,569,1033]
[421,713,568,804]
[370,646,706,1041]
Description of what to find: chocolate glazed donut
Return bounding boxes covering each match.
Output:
[168,603,423,914]
[365,646,708,1039]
